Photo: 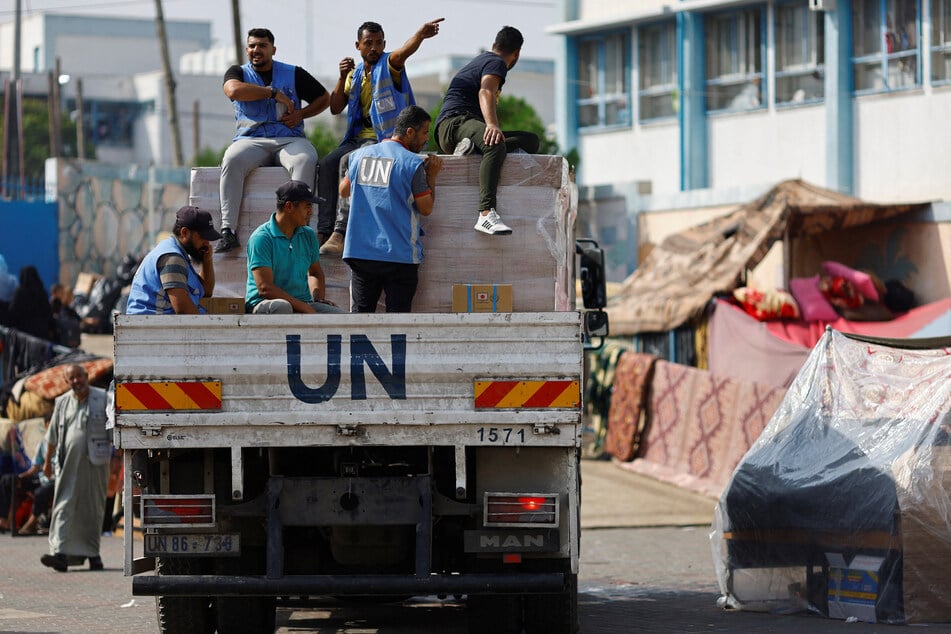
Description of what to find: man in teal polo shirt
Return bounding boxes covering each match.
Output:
[245,180,344,314]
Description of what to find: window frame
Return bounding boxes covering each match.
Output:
[575,30,632,131]
[637,19,679,123]
[774,0,826,107]
[704,5,768,113]
[851,0,921,94]
[931,0,951,84]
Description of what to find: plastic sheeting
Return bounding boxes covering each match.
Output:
[712,329,951,624]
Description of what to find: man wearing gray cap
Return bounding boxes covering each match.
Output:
[245,180,343,314]
[126,206,220,314]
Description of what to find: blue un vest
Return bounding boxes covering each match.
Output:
[344,52,416,143]
[126,236,206,314]
[343,140,425,264]
[233,60,304,140]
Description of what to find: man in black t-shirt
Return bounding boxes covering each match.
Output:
[434,26,539,236]
[216,28,330,253]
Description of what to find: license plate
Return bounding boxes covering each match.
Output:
[144,533,240,557]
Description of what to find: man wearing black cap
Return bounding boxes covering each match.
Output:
[245,180,343,314]
[126,206,220,314]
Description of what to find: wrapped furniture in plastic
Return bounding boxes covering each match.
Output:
[712,329,951,624]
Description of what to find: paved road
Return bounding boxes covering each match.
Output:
[0,459,900,633]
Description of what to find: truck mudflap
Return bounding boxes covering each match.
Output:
[133,572,567,596]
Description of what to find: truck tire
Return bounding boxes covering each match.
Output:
[154,557,214,634]
[523,573,579,634]
[466,594,522,634]
[215,597,276,634]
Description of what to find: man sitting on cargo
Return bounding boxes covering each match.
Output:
[245,180,344,314]
[126,206,220,315]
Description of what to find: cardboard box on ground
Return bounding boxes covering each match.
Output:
[189,154,574,313]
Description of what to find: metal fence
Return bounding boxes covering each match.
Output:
[0,176,46,201]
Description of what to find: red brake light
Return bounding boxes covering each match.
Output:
[519,497,546,511]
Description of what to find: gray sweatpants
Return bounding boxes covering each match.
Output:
[219,136,318,232]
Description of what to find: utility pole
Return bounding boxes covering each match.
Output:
[53,57,62,156]
[192,99,200,161]
[2,0,23,197]
[153,0,184,166]
[47,72,58,157]
[231,0,243,66]
[75,78,86,160]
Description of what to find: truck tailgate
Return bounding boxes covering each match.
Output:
[114,312,583,450]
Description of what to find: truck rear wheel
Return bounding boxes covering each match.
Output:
[466,594,523,634]
[154,557,214,634]
[523,573,579,634]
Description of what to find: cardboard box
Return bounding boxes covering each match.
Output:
[199,297,246,314]
[826,552,883,622]
[452,284,513,313]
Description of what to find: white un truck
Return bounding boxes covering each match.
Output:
[114,156,608,634]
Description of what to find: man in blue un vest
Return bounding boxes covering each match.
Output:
[216,28,331,253]
[316,18,443,257]
[126,206,220,315]
[339,105,442,313]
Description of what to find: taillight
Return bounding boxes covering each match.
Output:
[484,492,559,527]
[141,494,215,528]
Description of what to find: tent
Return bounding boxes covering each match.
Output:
[608,180,929,336]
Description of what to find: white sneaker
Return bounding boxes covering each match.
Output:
[453,138,473,156]
[474,209,512,235]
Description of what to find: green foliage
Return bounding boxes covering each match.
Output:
[1,97,91,180]
[192,145,226,167]
[496,95,558,154]
[308,123,340,159]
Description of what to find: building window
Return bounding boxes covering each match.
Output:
[852,0,919,92]
[638,21,678,121]
[775,1,825,104]
[66,99,138,148]
[705,7,765,112]
[932,0,951,82]
[576,32,630,129]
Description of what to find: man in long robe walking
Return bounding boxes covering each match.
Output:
[40,364,111,572]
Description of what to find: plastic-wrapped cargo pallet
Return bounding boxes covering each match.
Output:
[188,153,575,313]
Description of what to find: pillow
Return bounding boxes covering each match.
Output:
[789,276,839,322]
[23,358,114,400]
[821,261,880,302]
[819,275,863,310]
[733,287,801,321]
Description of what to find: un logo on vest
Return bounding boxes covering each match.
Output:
[357,156,393,188]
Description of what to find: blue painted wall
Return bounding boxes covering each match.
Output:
[0,200,59,291]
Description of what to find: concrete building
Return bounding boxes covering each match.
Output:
[549,0,951,282]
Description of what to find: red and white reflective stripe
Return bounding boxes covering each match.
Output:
[116,381,222,411]
[474,380,579,409]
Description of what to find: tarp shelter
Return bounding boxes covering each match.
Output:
[711,329,951,624]
[608,180,929,336]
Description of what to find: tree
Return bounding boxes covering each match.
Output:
[308,123,340,159]
[0,97,91,181]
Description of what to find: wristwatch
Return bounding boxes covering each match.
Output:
[270,86,278,99]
